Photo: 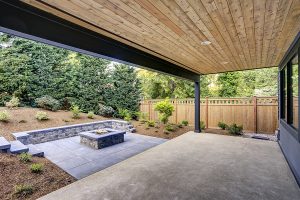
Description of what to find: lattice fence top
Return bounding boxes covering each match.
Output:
[140,97,278,106]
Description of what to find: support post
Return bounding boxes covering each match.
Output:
[253,96,257,133]
[195,80,201,133]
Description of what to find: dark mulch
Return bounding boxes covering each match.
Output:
[0,153,75,200]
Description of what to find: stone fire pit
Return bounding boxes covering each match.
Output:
[79,128,126,149]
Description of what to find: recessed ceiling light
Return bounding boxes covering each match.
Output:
[201,40,211,45]
[221,61,229,65]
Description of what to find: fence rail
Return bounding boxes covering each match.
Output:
[140,97,279,134]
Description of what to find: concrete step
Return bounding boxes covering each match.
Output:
[0,137,11,152]
[129,128,136,133]
[9,141,29,154]
[26,144,44,157]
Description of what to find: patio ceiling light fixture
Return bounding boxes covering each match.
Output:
[201,40,211,45]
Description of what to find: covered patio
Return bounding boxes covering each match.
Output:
[1,0,300,199]
[38,132,300,200]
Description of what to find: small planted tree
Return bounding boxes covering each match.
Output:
[154,99,174,124]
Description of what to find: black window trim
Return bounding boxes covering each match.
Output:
[279,31,300,142]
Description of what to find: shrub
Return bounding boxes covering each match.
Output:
[0,110,9,122]
[124,114,132,122]
[35,111,49,121]
[137,112,149,122]
[71,105,81,119]
[146,120,155,127]
[154,99,174,124]
[98,103,115,117]
[200,121,206,130]
[5,96,20,108]
[35,95,60,111]
[218,122,228,130]
[19,153,32,163]
[165,123,176,132]
[13,184,33,197]
[227,123,243,135]
[30,163,44,173]
[87,111,95,119]
[177,123,183,128]
[181,120,188,126]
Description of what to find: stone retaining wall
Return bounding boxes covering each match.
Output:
[12,120,131,144]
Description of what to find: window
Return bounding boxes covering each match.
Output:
[292,54,298,129]
[280,52,299,130]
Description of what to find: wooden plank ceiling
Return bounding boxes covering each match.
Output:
[22,0,300,74]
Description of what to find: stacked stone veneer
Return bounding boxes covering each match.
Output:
[12,120,131,145]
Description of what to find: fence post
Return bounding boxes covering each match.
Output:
[175,99,178,124]
[206,97,209,128]
[253,96,257,133]
[148,100,151,121]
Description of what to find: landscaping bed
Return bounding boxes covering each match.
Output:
[132,120,194,139]
[0,153,75,200]
[0,107,108,141]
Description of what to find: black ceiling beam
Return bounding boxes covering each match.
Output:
[0,0,200,81]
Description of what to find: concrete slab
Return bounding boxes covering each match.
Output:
[38,132,300,200]
[35,133,167,179]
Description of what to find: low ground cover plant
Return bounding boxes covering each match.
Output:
[181,120,188,126]
[154,99,174,124]
[30,163,44,173]
[35,95,60,111]
[218,122,228,130]
[227,123,243,135]
[87,111,95,119]
[5,96,20,108]
[0,110,9,122]
[146,120,155,127]
[35,111,49,121]
[13,184,33,198]
[200,121,206,130]
[98,103,115,117]
[19,153,32,163]
[165,123,176,132]
[71,105,81,119]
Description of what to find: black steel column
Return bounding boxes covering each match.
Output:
[195,80,201,133]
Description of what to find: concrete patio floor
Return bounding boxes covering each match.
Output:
[39,132,300,200]
[35,133,167,179]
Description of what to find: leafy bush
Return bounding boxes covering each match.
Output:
[181,120,188,126]
[227,123,243,135]
[177,123,183,128]
[218,122,228,130]
[35,111,49,121]
[0,110,9,122]
[165,123,176,132]
[87,111,95,119]
[154,99,174,124]
[19,153,32,163]
[30,163,44,173]
[5,96,20,108]
[71,105,81,119]
[35,95,60,111]
[137,112,149,122]
[200,121,206,130]
[98,103,115,117]
[146,120,155,127]
[14,184,33,197]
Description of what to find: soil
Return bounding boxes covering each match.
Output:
[0,107,109,140]
[132,120,194,139]
[0,153,75,200]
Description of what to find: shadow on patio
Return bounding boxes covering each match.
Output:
[39,132,300,200]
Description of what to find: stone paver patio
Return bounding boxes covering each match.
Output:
[35,133,167,179]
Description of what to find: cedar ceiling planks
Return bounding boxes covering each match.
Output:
[22,0,300,74]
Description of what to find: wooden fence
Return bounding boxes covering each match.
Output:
[140,97,279,134]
